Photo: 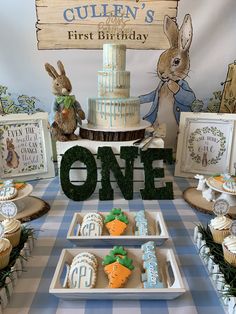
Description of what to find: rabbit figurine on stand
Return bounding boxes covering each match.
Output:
[139,14,196,150]
[45,60,85,141]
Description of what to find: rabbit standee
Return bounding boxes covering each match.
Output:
[59,145,173,201]
[45,60,86,142]
[140,14,196,149]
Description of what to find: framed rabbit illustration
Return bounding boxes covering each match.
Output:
[0,113,55,180]
[140,14,196,150]
[175,112,236,178]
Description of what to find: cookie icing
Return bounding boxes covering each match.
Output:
[210,216,232,230]
[2,219,21,234]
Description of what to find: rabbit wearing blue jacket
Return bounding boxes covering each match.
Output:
[140,14,196,149]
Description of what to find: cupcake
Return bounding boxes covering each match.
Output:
[209,215,232,244]
[222,235,236,266]
[2,219,21,247]
[0,238,12,269]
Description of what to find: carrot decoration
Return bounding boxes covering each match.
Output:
[102,246,134,288]
[104,208,129,236]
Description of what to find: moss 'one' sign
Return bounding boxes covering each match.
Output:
[35,0,179,50]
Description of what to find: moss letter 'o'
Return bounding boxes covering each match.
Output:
[60,146,97,201]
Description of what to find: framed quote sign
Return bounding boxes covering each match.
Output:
[0,112,55,180]
[35,0,179,49]
[175,112,236,178]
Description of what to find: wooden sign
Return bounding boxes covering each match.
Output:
[220,61,236,113]
[35,0,179,50]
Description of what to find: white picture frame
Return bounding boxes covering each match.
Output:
[175,112,236,178]
[0,112,55,180]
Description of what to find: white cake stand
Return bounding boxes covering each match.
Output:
[206,177,236,206]
[0,184,33,212]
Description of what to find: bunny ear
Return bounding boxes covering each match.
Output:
[178,14,193,52]
[163,15,178,48]
[57,60,66,76]
[45,63,59,79]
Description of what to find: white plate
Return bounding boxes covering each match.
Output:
[0,184,33,202]
[67,211,169,246]
[49,247,186,300]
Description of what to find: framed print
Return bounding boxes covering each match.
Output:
[175,112,236,177]
[0,112,55,180]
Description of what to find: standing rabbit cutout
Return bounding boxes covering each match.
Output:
[140,14,196,150]
[45,60,85,141]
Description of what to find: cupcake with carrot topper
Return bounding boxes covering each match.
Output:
[102,246,134,288]
[104,208,129,236]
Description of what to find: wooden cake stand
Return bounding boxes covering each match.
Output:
[183,183,236,219]
[80,120,151,141]
[0,184,50,222]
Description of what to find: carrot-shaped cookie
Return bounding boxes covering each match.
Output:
[102,246,134,288]
[104,208,129,236]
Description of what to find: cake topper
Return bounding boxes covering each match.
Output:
[0,223,4,238]
[45,60,85,142]
[230,221,236,236]
[0,201,17,219]
[212,199,230,216]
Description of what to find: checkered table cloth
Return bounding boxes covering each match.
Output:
[5,165,226,314]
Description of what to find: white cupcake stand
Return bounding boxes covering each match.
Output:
[0,184,50,222]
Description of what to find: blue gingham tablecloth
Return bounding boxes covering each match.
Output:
[4,165,226,314]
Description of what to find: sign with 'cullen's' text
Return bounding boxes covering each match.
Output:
[35,0,179,50]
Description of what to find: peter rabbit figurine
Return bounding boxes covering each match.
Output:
[140,14,196,149]
[45,60,85,141]
[6,138,19,169]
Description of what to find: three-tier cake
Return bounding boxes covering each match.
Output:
[80,43,150,141]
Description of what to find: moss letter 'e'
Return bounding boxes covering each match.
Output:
[97,146,138,200]
[60,146,97,201]
[140,148,173,200]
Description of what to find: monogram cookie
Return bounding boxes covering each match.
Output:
[68,261,97,289]
[0,187,17,201]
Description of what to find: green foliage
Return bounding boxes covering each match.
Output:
[117,256,134,270]
[110,246,127,257]
[60,146,97,201]
[206,91,222,113]
[191,99,204,112]
[198,224,236,296]
[104,208,129,224]
[97,146,139,200]
[140,148,174,200]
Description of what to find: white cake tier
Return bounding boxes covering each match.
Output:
[103,44,126,71]
[98,70,130,98]
[88,97,140,128]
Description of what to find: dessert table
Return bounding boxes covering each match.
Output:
[4,165,226,314]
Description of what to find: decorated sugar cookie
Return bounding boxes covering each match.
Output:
[0,187,17,201]
[135,210,149,236]
[104,208,129,236]
[80,219,103,236]
[102,246,134,288]
[68,261,97,289]
[141,241,164,288]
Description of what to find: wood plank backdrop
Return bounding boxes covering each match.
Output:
[35,0,179,49]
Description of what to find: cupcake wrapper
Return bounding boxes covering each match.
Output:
[209,226,230,244]
[0,245,12,270]
[4,227,21,248]
[223,244,236,267]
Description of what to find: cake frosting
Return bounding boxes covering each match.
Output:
[0,238,11,252]
[223,236,236,253]
[210,216,232,230]
[2,219,21,234]
[88,44,140,129]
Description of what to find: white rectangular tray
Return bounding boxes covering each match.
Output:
[67,211,169,246]
[49,247,186,300]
